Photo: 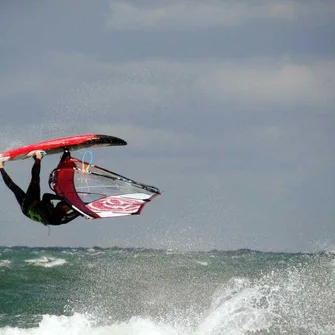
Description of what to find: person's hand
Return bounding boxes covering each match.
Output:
[0,161,4,169]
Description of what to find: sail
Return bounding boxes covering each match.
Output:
[49,158,160,219]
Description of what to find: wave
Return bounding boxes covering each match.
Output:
[3,266,334,335]
[194,260,208,266]
[24,256,67,268]
[1,247,335,334]
[196,265,335,334]
[0,260,11,267]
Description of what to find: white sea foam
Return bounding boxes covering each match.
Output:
[61,250,76,255]
[87,248,105,256]
[0,278,276,335]
[89,252,105,256]
[0,260,11,267]
[196,277,276,335]
[0,314,179,335]
[25,256,67,268]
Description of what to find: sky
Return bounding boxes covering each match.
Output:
[0,0,334,252]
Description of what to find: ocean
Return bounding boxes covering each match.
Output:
[0,246,334,335]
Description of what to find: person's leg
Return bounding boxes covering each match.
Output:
[22,155,42,211]
[0,165,26,206]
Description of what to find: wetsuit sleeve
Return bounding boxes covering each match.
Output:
[48,202,81,226]
[0,167,26,206]
[1,168,15,189]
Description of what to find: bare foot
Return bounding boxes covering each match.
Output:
[35,151,43,160]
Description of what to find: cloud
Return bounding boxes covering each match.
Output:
[106,0,298,30]
[195,59,335,109]
[0,73,70,101]
[40,54,335,109]
[58,56,335,115]
[1,53,334,133]
[1,54,333,171]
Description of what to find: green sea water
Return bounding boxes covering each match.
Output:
[1,246,335,334]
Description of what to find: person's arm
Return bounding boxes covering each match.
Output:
[0,162,26,204]
[48,201,80,225]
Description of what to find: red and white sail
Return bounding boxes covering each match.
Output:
[49,158,160,219]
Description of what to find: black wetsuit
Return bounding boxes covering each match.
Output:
[0,159,79,225]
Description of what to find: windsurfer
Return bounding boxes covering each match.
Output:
[0,151,80,226]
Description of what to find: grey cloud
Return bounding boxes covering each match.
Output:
[106,0,335,31]
[4,55,334,121]
[107,1,297,31]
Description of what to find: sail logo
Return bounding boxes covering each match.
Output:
[88,197,143,213]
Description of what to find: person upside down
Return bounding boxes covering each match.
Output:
[0,151,80,226]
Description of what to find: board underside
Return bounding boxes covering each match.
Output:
[0,134,127,162]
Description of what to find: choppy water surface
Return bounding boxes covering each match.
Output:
[1,246,335,334]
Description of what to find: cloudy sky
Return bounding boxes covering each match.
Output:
[0,0,334,252]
